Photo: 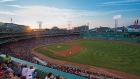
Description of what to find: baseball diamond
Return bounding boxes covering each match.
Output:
[34,38,140,79]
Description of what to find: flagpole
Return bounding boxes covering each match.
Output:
[10,17,12,24]
[10,17,12,31]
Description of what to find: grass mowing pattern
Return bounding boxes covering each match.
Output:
[35,39,140,76]
[47,43,72,52]
[35,47,66,60]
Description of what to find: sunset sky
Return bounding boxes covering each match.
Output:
[0,0,140,29]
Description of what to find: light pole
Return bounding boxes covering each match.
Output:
[86,21,90,34]
[113,15,121,33]
[37,21,43,31]
[67,21,72,30]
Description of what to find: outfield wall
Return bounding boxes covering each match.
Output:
[82,33,121,40]
[81,32,140,43]
[120,38,140,43]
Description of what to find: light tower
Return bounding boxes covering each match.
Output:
[86,21,90,31]
[86,21,90,34]
[113,15,121,33]
[37,21,43,31]
[67,21,72,30]
[86,21,90,27]
[10,17,12,28]
[10,17,12,24]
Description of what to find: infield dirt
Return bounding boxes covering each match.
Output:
[31,42,140,79]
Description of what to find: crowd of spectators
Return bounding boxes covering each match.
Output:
[0,35,121,79]
[0,55,38,79]
[0,57,65,79]
[45,63,119,79]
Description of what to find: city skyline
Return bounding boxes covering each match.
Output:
[0,0,140,29]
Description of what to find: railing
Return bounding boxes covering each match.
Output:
[0,54,87,79]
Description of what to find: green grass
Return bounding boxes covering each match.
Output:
[35,47,66,60]
[47,43,72,52]
[35,39,140,76]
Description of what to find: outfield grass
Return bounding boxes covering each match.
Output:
[35,39,140,76]
[35,47,66,60]
[47,43,72,52]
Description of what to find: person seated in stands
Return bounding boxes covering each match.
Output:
[6,64,14,73]
[21,64,28,79]
[45,72,54,79]
[0,63,2,69]
[54,75,64,79]
[1,63,8,71]
[26,66,36,79]
[54,75,60,79]
[32,71,39,79]
[13,62,22,77]
[0,68,5,77]
[3,55,11,65]
[6,72,17,79]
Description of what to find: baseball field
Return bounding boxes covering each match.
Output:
[35,39,140,76]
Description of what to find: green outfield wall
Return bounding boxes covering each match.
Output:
[81,32,121,40]
[81,32,140,43]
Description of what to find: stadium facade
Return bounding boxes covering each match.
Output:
[0,22,30,32]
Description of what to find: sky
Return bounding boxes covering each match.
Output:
[0,0,140,29]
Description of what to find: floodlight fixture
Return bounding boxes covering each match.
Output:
[86,21,90,27]
[37,21,43,30]
[67,21,72,30]
[113,15,121,33]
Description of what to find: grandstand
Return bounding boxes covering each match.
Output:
[0,26,123,79]
[0,54,86,79]
[1,21,140,79]
[0,27,89,79]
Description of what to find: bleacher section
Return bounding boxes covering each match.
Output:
[0,31,80,45]
[0,54,87,79]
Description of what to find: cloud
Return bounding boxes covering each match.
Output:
[1,5,140,28]
[0,0,15,2]
[7,5,26,8]
[1,5,139,18]
[6,5,74,16]
[104,0,140,4]
[0,11,18,15]
[123,17,140,20]
[97,0,140,6]
[58,16,68,21]
[5,5,140,17]
[105,9,140,14]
